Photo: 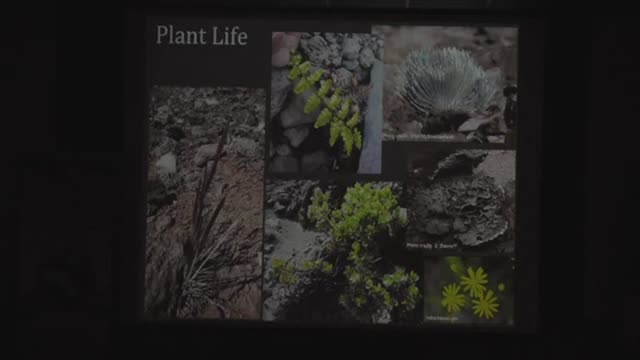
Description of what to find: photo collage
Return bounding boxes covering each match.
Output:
[144,23,519,327]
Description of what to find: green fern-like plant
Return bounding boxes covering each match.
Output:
[288,52,363,157]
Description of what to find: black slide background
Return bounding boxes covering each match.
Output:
[16,1,638,358]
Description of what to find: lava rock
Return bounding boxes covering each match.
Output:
[272,32,301,67]
[328,44,342,66]
[280,87,322,128]
[407,173,508,248]
[155,215,175,233]
[194,144,219,167]
[146,179,176,216]
[237,109,257,126]
[272,48,290,67]
[264,217,281,239]
[155,153,176,174]
[154,104,171,125]
[275,144,292,156]
[190,126,205,138]
[283,126,310,148]
[282,33,301,50]
[273,202,286,215]
[300,35,331,66]
[323,32,337,43]
[194,97,219,110]
[270,156,299,173]
[453,218,467,232]
[342,59,360,71]
[187,114,205,126]
[231,137,260,159]
[333,67,353,88]
[425,219,452,235]
[264,243,275,254]
[301,150,330,173]
[271,69,292,119]
[342,35,361,60]
[266,180,319,219]
[151,137,177,160]
[376,48,384,61]
[166,126,185,141]
[359,48,375,68]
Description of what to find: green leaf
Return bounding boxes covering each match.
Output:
[342,127,354,156]
[337,98,351,121]
[307,68,324,85]
[302,260,314,271]
[294,78,311,95]
[383,292,393,307]
[353,128,362,150]
[299,61,312,76]
[304,93,322,114]
[346,112,360,128]
[329,120,342,146]
[315,108,332,128]
[288,67,301,80]
[327,89,342,111]
[318,79,332,98]
[290,53,302,66]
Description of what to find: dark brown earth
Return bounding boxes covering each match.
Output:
[144,86,264,319]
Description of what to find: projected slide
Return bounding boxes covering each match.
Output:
[138,15,535,328]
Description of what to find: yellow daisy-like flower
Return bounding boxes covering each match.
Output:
[472,289,500,319]
[460,267,488,298]
[441,283,466,313]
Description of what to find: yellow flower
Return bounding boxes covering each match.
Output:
[441,283,466,314]
[460,267,488,298]
[472,289,500,319]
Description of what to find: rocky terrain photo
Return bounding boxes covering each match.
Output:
[374,25,518,143]
[423,256,514,325]
[403,149,516,254]
[144,86,265,320]
[270,32,384,174]
[262,180,422,324]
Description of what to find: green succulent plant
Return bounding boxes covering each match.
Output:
[437,262,506,322]
[460,266,488,298]
[472,289,500,320]
[441,283,466,314]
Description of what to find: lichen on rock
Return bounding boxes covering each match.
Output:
[408,175,507,247]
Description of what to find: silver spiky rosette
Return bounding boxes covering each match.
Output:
[395,47,501,117]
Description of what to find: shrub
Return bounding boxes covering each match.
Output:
[286,182,418,323]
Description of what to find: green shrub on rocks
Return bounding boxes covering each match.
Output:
[272,183,417,323]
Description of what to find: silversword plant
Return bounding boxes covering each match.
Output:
[396,47,500,117]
